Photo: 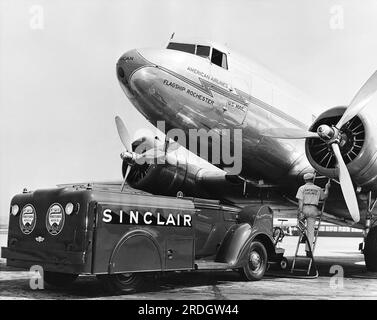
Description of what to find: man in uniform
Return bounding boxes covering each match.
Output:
[296,172,331,257]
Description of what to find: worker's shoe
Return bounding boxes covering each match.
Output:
[306,251,313,258]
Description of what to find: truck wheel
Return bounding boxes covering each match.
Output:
[44,271,78,287]
[97,273,145,294]
[240,241,268,281]
[364,226,377,272]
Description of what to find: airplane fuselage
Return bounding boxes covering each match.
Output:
[116,40,373,227]
[117,45,312,189]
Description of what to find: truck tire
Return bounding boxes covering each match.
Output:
[364,226,377,272]
[97,273,145,294]
[44,271,78,287]
[239,241,268,281]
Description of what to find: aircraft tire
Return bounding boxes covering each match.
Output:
[364,226,377,272]
[97,273,145,294]
[239,241,268,281]
[44,271,78,287]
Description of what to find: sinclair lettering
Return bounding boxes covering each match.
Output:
[102,209,192,227]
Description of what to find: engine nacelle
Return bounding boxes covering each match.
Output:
[306,106,377,191]
[122,153,248,201]
[124,157,205,197]
[119,134,249,199]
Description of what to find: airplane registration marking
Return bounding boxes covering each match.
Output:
[227,101,246,112]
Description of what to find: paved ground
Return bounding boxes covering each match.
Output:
[1,230,377,300]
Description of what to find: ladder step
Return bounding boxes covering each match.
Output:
[313,175,327,179]
[291,268,310,272]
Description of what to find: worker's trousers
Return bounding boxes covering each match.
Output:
[302,205,320,252]
[304,217,316,252]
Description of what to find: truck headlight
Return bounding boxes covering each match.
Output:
[65,202,74,215]
[11,204,19,216]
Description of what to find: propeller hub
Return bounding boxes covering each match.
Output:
[317,124,335,140]
[120,151,135,164]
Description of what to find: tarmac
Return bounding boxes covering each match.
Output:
[1,229,377,300]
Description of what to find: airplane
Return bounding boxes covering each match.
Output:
[114,35,377,271]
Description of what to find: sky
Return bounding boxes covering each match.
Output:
[1,0,377,225]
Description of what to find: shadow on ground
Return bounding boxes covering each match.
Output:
[0,254,373,299]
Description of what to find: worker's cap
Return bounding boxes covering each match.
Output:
[303,172,315,180]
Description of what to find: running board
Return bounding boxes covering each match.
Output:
[194,260,232,270]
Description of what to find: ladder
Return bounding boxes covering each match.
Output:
[290,176,329,276]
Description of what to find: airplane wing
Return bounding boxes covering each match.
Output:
[56,180,152,194]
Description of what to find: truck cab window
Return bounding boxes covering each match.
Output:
[167,42,195,54]
[211,48,228,69]
[196,45,210,58]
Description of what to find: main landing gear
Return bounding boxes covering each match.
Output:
[362,191,377,272]
[365,227,377,271]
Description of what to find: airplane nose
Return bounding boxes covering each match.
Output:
[116,49,152,87]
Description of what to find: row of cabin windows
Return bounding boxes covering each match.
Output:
[167,42,228,70]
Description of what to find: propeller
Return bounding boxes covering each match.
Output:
[115,116,181,192]
[115,116,132,152]
[115,116,133,191]
[260,128,320,139]
[331,143,360,222]
[261,70,377,222]
[336,70,377,129]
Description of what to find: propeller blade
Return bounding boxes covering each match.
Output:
[336,70,377,129]
[261,128,320,139]
[331,143,360,223]
[115,116,132,152]
[120,165,131,192]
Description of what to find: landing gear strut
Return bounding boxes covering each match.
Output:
[365,227,377,272]
[363,191,377,272]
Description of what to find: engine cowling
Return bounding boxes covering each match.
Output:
[123,156,204,197]
[306,106,377,191]
[121,136,245,199]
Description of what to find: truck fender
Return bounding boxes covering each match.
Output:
[215,205,275,267]
[108,229,163,274]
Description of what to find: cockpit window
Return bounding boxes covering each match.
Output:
[211,48,228,69]
[166,42,228,69]
[167,42,195,54]
[196,45,210,58]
